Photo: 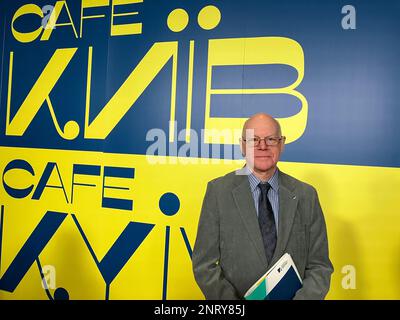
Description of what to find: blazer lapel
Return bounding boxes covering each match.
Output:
[271,172,298,264]
[231,174,268,267]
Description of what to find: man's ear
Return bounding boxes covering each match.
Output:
[280,140,285,153]
[239,138,246,157]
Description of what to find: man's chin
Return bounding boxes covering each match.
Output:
[245,159,276,173]
[253,164,275,173]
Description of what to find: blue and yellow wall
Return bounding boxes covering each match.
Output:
[0,0,399,299]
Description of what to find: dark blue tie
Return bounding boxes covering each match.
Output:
[258,183,277,263]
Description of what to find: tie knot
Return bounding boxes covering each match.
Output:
[258,182,271,194]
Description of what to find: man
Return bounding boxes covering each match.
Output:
[192,113,334,300]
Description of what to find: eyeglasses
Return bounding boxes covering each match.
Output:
[242,136,286,147]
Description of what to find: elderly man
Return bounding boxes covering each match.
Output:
[192,113,333,300]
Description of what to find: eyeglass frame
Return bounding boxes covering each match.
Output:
[241,135,286,147]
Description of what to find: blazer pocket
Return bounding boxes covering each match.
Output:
[286,228,307,275]
[289,230,306,254]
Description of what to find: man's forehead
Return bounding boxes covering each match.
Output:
[244,120,279,132]
[242,114,281,137]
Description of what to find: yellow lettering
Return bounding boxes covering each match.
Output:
[80,0,109,38]
[41,1,78,41]
[185,40,195,143]
[111,0,143,36]
[84,42,178,141]
[6,49,79,140]
[204,37,308,144]
[11,4,44,43]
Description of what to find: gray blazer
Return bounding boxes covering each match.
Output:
[192,169,334,300]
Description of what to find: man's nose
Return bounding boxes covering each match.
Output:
[258,139,268,150]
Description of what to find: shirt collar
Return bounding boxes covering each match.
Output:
[247,167,279,193]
